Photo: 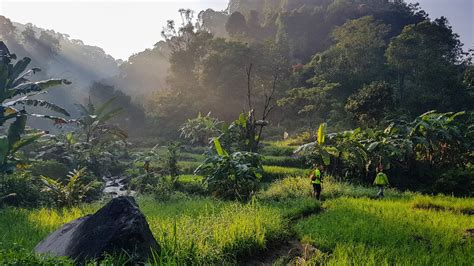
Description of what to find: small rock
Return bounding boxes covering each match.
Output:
[35,197,159,263]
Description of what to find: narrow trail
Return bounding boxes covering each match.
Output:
[243,239,321,266]
[243,204,324,265]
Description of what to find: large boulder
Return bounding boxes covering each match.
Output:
[35,196,159,263]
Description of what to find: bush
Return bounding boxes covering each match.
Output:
[29,160,70,180]
[40,168,96,208]
[153,178,174,201]
[130,173,160,194]
[0,172,44,207]
[179,113,222,145]
[196,140,263,201]
[433,168,474,197]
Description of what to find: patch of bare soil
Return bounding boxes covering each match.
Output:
[242,240,322,266]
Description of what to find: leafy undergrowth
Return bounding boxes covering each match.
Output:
[295,197,474,265]
[0,195,319,265]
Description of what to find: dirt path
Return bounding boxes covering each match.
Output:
[243,239,322,266]
[242,207,323,265]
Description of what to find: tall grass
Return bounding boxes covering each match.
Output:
[411,194,474,215]
[263,155,305,168]
[262,166,309,181]
[0,196,317,264]
[295,197,474,265]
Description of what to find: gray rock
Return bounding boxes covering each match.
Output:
[35,196,159,263]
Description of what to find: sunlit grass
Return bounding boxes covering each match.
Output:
[0,195,317,264]
[263,155,305,168]
[262,166,309,181]
[295,197,474,265]
[411,194,474,215]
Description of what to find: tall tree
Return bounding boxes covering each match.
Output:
[386,17,469,115]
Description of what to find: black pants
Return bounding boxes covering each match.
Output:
[313,184,322,200]
[376,185,385,198]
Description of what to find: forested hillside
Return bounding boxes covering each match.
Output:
[116,0,471,137]
[0,0,472,264]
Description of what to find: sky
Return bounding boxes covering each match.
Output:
[0,0,472,61]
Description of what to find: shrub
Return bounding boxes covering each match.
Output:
[0,172,43,207]
[432,168,474,197]
[179,113,222,145]
[153,178,174,202]
[40,168,96,208]
[29,160,69,179]
[130,173,160,194]
[166,142,181,184]
[196,139,263,201]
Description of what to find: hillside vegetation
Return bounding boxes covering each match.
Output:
[0,0,472,264]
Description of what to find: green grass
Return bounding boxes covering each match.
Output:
[174,175,206,195]
[295,197,474,265]
[177,161,202,174]
[179,152,205,162]
[411,195,474,215]
[260,145,296,157]
[262,166,309,181]
[0,195,320,264]
[262,155,305,168]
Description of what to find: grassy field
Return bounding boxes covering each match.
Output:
[295,196,474,265]
[1,142,473,264]
[0,195,320,264]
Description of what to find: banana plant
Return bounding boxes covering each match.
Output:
[195,138,263,201]
[76,97,127,143]
[408,111,470,166]
[296,123,332,166]
[0,42,71,173]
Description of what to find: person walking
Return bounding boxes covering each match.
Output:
[311,164,323,200]
[373,166,389,198]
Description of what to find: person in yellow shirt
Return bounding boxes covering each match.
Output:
[310,164,323,200]
[373,165,389,198]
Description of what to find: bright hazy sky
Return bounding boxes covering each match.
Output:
[0,0,472,61]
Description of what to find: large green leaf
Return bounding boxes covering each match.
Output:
[10,132,44,154]
[9,79,71,98]
[317,123,326,145]
[95,96,117,117]
[213,138,228,156]
[5,97,70,116]
[12,68,41,88]
[10,57,32,84]
[28,114,70,125]
[99,108,123,124]
[320,149,331,166]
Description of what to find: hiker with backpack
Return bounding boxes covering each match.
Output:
[373,165,390,198]
[310,164,323,200]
